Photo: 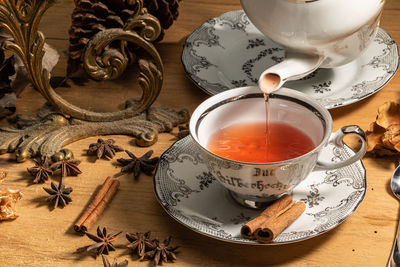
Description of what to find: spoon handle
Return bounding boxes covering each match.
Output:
[388,221,400,267]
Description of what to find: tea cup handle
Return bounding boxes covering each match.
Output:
[315,125,367,170]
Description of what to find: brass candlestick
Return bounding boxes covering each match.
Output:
[0,0,188,162]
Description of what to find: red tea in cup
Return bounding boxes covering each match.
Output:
[207,121,315,163]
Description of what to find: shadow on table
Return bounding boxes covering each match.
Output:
[329,92,376,121]
[149,203,340,266]
[157,40,210,98]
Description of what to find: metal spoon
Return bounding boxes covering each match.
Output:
[389,166,400,267]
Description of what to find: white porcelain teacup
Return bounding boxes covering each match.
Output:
[189,86,367,208]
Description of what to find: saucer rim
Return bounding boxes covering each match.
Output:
[181,9,399,110]
[153,136,367,245]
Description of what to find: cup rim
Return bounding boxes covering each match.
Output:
[189,86,333,165]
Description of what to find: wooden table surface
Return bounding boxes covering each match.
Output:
[1,0,400,266]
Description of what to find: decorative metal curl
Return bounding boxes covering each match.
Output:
[125,12,162,42]
[0,102,189,162]
[83,28,163,82]
[0,0,164,122]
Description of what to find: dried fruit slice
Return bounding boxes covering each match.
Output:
[366,122,386,152]
[376,102,400,128]
[0,189,23,221]
[382,124,400,151]
[365,102,400,157]
[0,171,7,184]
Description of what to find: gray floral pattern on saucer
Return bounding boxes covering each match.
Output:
[182,10,399,109]
[154,136,366,245]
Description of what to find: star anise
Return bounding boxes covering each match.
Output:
[176,124,189,140]
[88,138,124,160]
[117,150,159,179]
[102,255,128,267]
[144,237,178,266]
[51,159,82,177]
[43,180,73,209]
[126,231,156,258]
[27,156,53,183]
[86,226,122,255]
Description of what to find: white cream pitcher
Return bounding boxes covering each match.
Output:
[240,0,385,93]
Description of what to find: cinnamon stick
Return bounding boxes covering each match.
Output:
[240,194,293,239]
[241,194,305,243]
[75,176,114,229]
[74,176,120,233]
[255,201,306,243]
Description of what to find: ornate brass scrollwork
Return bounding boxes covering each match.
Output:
[0,0,187,162]
[0,102,189,162]
[0,0,164,122]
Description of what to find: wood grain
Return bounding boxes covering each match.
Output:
[0,0,400,266]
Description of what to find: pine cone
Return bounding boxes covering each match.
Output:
[145,0,180,30]
[68,0,181,75]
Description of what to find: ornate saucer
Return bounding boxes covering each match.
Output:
[154,136,366,245]
[182,10,399,109]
